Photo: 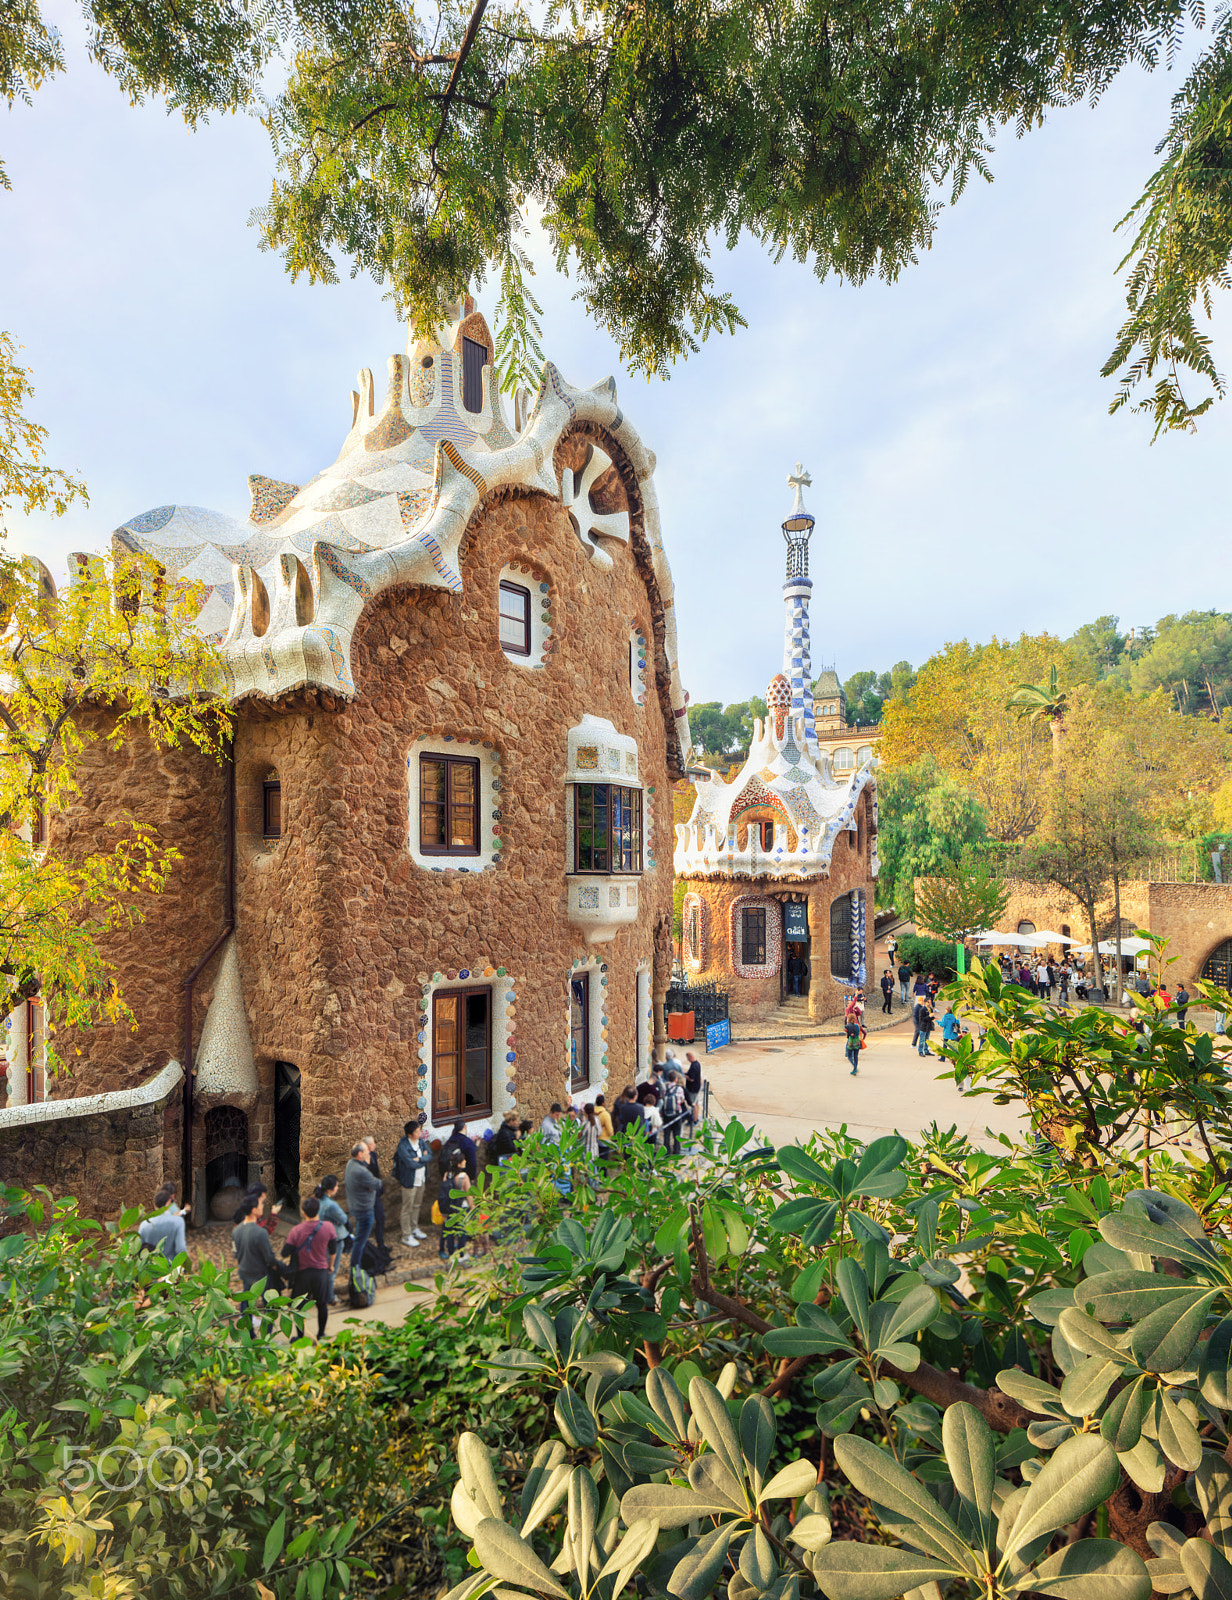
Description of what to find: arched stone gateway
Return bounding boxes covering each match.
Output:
[1202,938,1232,990]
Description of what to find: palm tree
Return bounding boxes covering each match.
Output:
[1008,664,1069,768]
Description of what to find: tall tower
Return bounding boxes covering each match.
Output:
[781,463,816,751]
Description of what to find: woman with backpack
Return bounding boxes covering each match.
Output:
[438,1149,472,1265]
[313,1176,349,1305]
[281,1195,336,1340]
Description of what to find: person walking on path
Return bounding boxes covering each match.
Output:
[1176,982,1191,1026]
[916,1005,936,1057]
[897,960,912,1006]
[282,1195,336,1341]
[138,1184,190,1263]
[313,1176,349,1304]
[886,934,898,965]
[393,1121,431,1247]
[363,1135,387,1249]
[844,1011,861,1074]
[438,1149,472,1263]
[344,1142,381,1282]
[880,968,894,1015]
[232,1191,282,1308]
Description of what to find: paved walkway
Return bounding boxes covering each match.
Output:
[703,1015,1028,1149]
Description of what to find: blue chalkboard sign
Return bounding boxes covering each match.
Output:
[784,902,808,940]
[706,1019,730,1052]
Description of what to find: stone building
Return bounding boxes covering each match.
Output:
[811,671,882,775]
[0,300,692,1218]
[673,469,878,1028]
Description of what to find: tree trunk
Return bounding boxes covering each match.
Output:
[1084,895,1101,1001]
[1112,867,1124,1007]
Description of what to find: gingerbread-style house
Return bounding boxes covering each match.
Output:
[0,300,691,1218]
[673,469,877,1027]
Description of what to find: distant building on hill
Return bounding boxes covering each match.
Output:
[812,669,882,775]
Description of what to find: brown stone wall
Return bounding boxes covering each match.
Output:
[0,1068,181,1218]
[996,878,1151,951]
[683,789,878,1028]
[223,427,676,1194]
[52,716,228,1103]
[1147,883,1232,986]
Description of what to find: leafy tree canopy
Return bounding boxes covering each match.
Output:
[874,757,990,918]
[914,845,1011,943]
[0,0,1229,409]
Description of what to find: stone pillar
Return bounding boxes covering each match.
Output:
[807,889,827,1025]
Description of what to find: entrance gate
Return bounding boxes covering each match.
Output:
[273,1060,301,1207]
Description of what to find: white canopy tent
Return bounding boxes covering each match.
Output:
[1072,937,1152,956]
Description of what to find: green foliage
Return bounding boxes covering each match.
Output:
[0,331,86,521]
[873,758,991,916]
[914,846,1011,943]
[687,700,767,765]
[0,1185,422,1597]
[895,934,957,978]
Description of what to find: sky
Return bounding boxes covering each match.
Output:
[3,6,1230,708]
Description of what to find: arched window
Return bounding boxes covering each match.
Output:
[830,893,852,978]
[1017,919,1036,953]
[263,774,282,839]
[857,745,873,765]
[1203,940,1232,990]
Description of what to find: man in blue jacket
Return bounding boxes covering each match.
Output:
[393,1121,431,1247]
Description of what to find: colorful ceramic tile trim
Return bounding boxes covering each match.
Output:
[313,480,389,513]
[570,955,610,1086]
[124,505,176,535]
[315,542,374,600]
[576,747,599,771]
[415,962,516,1132]
[730,894,784,979]
[247,476,300,526]
[683,892,707,968]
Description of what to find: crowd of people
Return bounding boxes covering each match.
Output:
[135,1051,708,1336]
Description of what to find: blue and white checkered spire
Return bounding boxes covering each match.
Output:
[781,464,816,752]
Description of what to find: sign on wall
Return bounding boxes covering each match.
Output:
[784,902,808,941]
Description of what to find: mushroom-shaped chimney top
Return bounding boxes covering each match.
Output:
[782,462,814,580]
[766,672,791,738]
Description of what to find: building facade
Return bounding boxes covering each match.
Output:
[673,470,878,1028]
[0,301,691,1218]
[811,671,882,774]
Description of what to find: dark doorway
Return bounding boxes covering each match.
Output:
[204,1106,249,1218]
[785,941,810,998]
[273,1060,301,1207]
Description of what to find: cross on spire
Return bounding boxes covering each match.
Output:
[787,462,812,514]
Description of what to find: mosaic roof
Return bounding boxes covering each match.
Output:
[93,302,691,768]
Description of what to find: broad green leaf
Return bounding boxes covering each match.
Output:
[1060,1356,1121,1419]
[764,1327,853,1359]
[758,1457,816,1504]
[474,1518,570,1599]
[1156,1389,1203,1472]
[995,1368,1067,1417]
[459,1433,504,1522]
[1100,1377,1149,1452]
[596,1518,659,1590]
[647,1367,690,1442]
[524,1304,558,1354]
[815,1358,862,1401]
[1199,1315,1232,1409]
[776,1146,832,1186]
[667,1523,737,1600]
[835,1258,871,1347]
[739,1526,777,1590]
[689,1375,745,1484]
[1194,1454,1232,1543]
[263,1509,287,1571]
[739,1394,775,1492]
[851,1135,909,1190]
[942,1403,994,1550]
[1180,1538,1232,1600]
[833,1436,973,1569]
[701,1202,728,1264]
[1000,1433,1120,1561]
[1100,1211,1218,1270]
[554,1384,597,1450]
[621,1484,739,1529]
[1025,1537,1151,1600]
[770,1197,838,1246]
[873,1285,939,1353]
[566,1467,599,1593]
[1129,1290,1220,1374]
[792,1261,828,1304]
[720,1205,750,1256]
[519,1462,571,1537]
[791,1512,833,1552]
[654,1205,690,1256]
[1027,1286,1075,1326]
[1057,1308,1127,1362]
[1117,1435,1167,1494]
[688,1452,748,1513]
[810,1543,960,1598]
[1079,1271,1200,1323]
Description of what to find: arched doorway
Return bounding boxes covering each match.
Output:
[203,1105,249,1219]
[273,1060,301,1208]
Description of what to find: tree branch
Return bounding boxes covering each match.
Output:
[429,0,490,170]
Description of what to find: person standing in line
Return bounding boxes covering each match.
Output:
[880,968,894,1015]
[593,1094,614,1140]
[661,1072,684,1156]
[684,1052,703,1129]
[1059,963,1071,1006]
[912,971,928,1005]
[138,1184,190,1263]
[232,1191,282,1305]
[281,1195,335,1341]
[313,1176,349,1305]
[612,1086,647,1139]
[1176,981,1191,1026]
[438,1149,472,1263]
[344,1141,381,1282]
[492,1108,521,1160]
[897,959,912,1006]
[916,1005,936,1058]
[393,1121,431,1247]
[441,1119,479,1182]
[539,1103,564,1145]
[363,1135,387,1249]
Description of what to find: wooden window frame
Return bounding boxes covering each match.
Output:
[570,972,590,1091]
[461,336,487,413]
[262,779,282,840]
[26,997,44,1105]
[742,906,767,966]
[419,754,481,857]
[498,580,531,657]
[573,784,642,874]
[432,986,492,1121]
